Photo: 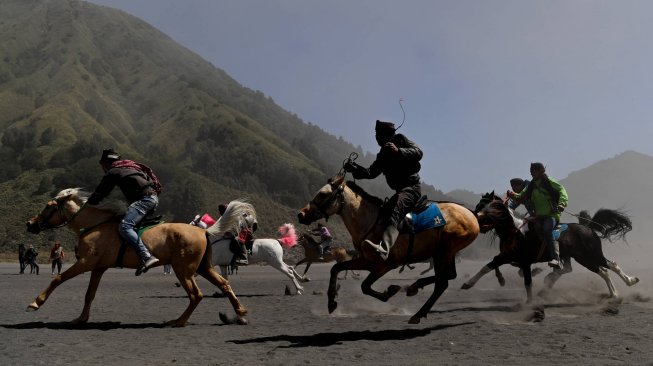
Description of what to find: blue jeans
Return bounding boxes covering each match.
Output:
[534,216,557,260]
[119,195,158,262]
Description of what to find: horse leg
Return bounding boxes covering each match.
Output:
[27,260,91,311]
[196,267,248,319]
[168,272,203,327]
[360,268,400,302]
[461,260,502,290]
[303,262,312,277]
[596,266,619,298]
[288,265,310,283]
[409,257,454,324]
[521,265,533,303]
[495,268,506,287]
[328,258,369,313]
[406,276,436,297]
[276,263,304,295]
[542,258,572,290]
[71,267,108,325]
[605,259,640,286]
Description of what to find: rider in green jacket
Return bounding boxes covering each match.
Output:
[507,162,568,269]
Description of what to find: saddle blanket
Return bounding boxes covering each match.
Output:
[553,224,569,241]
[407,202,446,232]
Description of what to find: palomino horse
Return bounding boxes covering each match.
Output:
[297,173,479,324]
[26,189,252,326]
[296,233,360,279]
[211,223,309,294]
[463,194,639,302]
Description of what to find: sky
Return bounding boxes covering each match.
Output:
[86,0,653,193]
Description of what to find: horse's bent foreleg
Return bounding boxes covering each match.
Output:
[406,276,436,297]
[461,264,494,290]
[521,265,533,303]
[27,261,90,311]
[328,258,369,313]
[606,259,640,286]
[361,267,399,302]
[72,267,108,325]
[197,268,247,318]
[288,265,310,283]
[169,273,203,327]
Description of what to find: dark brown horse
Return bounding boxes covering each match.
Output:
[296,233,359,279]
[298,173,479,324]
[26,189,251,326]
[463,193,639,302]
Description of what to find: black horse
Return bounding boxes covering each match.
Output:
[462,192,639,302]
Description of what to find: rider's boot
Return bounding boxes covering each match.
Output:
[365,225,399,261]
[135,241,159,276]
[547,240,563,269]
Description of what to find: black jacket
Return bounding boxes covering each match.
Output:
[350,133,423,191]
[88,165,156,205]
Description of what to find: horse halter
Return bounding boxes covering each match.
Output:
[310,182,345,221]
[37,196,85,231]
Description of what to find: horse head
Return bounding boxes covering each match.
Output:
[476,198,519,236]
[26,189,82,233]
[473,191,503,215]
[297,173,346,225]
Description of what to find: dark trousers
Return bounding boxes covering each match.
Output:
[534,217,557,260]
[51,258,62,274]
[386,184,422,227]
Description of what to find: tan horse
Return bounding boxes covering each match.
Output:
[26,189,251,327]
[296,233,360,279]
[298,174,479,324]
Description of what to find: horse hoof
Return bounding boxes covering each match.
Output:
[328,301,338,314]
[165,320,186,327]
[629,277,640,286]
[408,316,421,324]
[406,286,418,297]
[461,283,472,290]
[26,302,39,312]
[236,317,248,325]
[301,277,311,283]
[498,277,506,287]
[296,289,304,295]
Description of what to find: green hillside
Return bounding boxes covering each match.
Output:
[0,0,454,256]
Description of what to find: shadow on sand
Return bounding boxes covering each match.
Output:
[227,322,474,348]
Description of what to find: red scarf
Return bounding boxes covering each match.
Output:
[111,160,163,195]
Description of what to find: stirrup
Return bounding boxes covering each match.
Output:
[135,256,159,276]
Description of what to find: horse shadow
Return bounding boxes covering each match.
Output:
[0,321,170,330]
[227,322,474,348]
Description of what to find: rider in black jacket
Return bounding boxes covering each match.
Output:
[344,120,423,260]
[88,149,160,275]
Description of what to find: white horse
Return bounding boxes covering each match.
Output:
[210,222,309,295]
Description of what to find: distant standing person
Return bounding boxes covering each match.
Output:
[50,241,65,275]
[25,245,39,275]
[18,243,26,274]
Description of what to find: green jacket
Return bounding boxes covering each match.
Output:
[513,175,568,221]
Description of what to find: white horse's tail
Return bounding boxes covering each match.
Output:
[277,223,297,248]
[206,200,256,236]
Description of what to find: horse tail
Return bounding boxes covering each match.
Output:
[277,223,297,248]
[206,199,256,236]
[587,208,632,242]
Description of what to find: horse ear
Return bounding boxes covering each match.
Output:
[490,190,495,196]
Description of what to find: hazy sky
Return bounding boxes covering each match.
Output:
[86,0,653,193]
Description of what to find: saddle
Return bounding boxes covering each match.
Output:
[398,197,447,234]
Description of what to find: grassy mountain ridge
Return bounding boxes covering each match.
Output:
[0,0,455,255]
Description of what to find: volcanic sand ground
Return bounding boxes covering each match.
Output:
[1,260,652,365]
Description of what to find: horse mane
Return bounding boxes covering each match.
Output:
[56,188,125,214]
[345,181,384,206]
[206,199,256,236]
[277,223,297,248]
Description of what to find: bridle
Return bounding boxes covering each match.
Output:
[35,196,86,231]
[310,182,345,221]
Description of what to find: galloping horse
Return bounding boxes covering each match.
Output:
[26,189,252,326]
[211,223,309,294]
[463,193,639,302]
[295,233,359,279]
[297,173,479,324]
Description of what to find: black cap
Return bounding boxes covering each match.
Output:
[530,162,545,172]
[100,148,121,163]
[375,120,396,133]
[509,178,524,187]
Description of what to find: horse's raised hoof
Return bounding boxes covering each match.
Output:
[531,267,543,277]
[461,282,472,290]
[628,277,640,286]
[386,285,401,300]
[26,302,39,312]
[406,285,418,297]
[497,277,506,287]
[301,277,311,283]
[328,301,338,314]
